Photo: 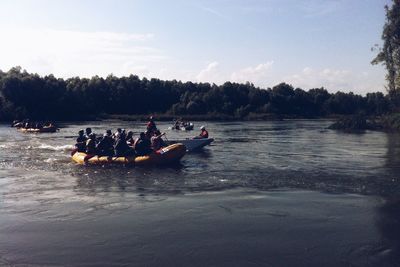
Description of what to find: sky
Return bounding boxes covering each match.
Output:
[0,0,392,94]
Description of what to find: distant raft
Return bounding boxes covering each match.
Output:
[171,122,194,131]
[71,143,186,166]
[18,126,58,133]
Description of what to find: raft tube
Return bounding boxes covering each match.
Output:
[166,138,214,152]
[71,143,186,166]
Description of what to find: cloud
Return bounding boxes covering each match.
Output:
[231,61,274,84]
[285,67,385,94]
[0,28,162,78]
[195,61,275,86]
[196,61,224,84]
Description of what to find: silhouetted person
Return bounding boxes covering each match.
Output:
[75,129,87,152]
[151,130,166,150]
[146,116,157,134]
[194,125,209,139]
[134,132,152,156]
[114,132,135,157]
[96,130,114,157]
[86,133,97,155]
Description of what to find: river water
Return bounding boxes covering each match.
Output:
[0,120,400,266]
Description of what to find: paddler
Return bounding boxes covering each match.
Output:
[146,116,157,134]
[195,125,209,139]
[75,129,87,152]
[151,130,166,150]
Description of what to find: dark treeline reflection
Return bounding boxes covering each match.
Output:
[0,66,391,120]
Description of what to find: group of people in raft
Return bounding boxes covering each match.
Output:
[73,117,209,160]
[12,119,56,130]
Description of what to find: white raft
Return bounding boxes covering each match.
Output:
[166,138,213,152]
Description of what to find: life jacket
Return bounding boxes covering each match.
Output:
[151,136,165,150]
[147,121,156,132]
[200,130,209,138]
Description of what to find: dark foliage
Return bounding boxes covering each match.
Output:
[0,67,392,121]
[328,115,382,131]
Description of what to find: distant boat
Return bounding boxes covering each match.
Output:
[171,122,194,131]
[18,126,58,133]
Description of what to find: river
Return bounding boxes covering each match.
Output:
[0,120,399,266]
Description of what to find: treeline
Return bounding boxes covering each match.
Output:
[0,66,393,121]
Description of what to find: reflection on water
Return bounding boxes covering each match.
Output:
[376,197,400,266]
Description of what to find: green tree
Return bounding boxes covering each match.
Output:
[372,0,400,100]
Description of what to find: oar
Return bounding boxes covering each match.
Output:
[163,132,169,142]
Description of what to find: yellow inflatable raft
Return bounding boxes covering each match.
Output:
[71,143,186,166]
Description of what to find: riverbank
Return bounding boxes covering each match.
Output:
[328,113,400,132]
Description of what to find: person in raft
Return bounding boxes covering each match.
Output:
[85,127,92,139]
[85,133,97,154]
[151,130,166,150]
[146,116,157,134]
[75,129,87,152]
[194,126,209,139]
[96,130,114,157]
[134,132,152,156]
[114,131,135,157]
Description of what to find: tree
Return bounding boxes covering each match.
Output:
[372,0,400,101]
[0,66,390,121]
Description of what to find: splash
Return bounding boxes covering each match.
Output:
[38,144,74,151]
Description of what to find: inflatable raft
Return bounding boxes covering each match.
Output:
[18,126,58,133]
[166,138,214,152]
[170,122,194,131]
[71,143,186,166]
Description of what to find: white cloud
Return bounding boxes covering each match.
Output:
[196,61,225,84]
[231,61,274,84]
[0,28,162,78]
[285,67,385,94]
[195,61,275,86]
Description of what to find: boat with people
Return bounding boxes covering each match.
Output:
[71,143,186,165]
[167,125,212,151]
[171,120,194,131]
[13,120,58,133]
[18,125,58,133]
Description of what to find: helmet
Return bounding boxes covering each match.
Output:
[200,125,205,130]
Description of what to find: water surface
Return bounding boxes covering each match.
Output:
[0,120,399,266]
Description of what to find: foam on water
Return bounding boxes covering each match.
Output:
[37,144,74,151]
